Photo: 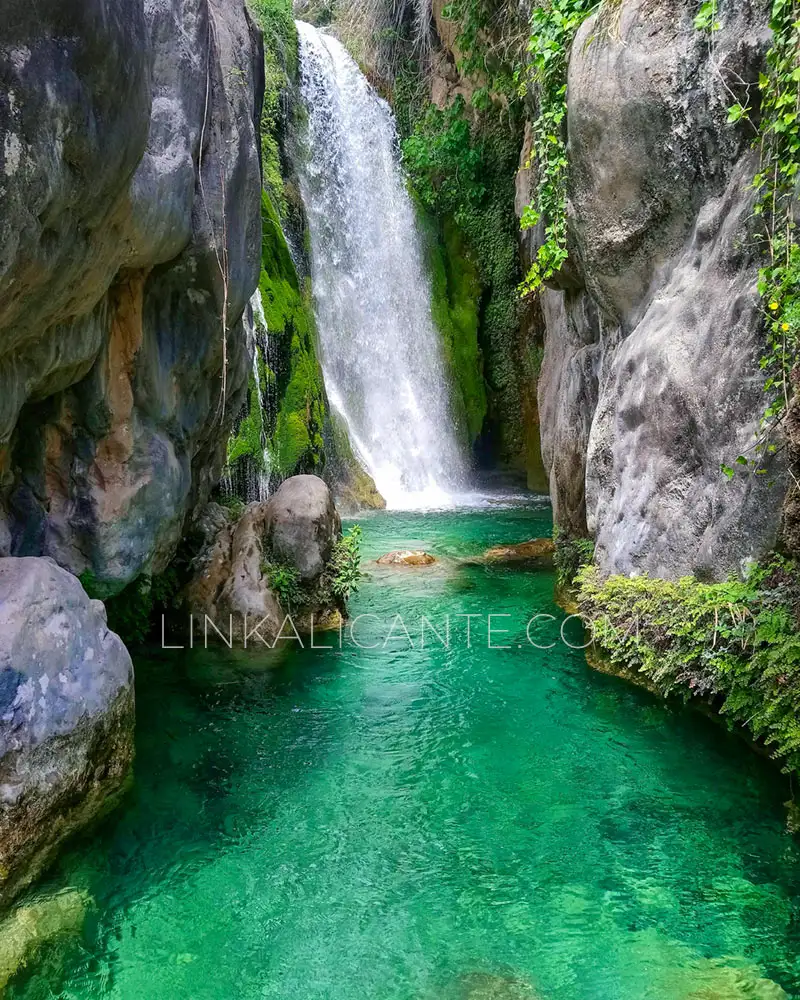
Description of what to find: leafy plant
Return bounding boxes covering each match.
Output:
[577,557,800,770]
[711,0,800,468]
[326,525,363,602]
[552,526,595,588]
[263,561,304,610]
[519,0,598,294]
[753,0,800,423]
[694,0,720,32]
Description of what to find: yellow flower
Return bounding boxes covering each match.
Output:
[782,322,790,332]
[769,301,779,311]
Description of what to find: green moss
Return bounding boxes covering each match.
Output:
[259,192,326,478]
[248,0,299,217]
[398,89,529,466]
[79,568,180,647]
[420,211,486,444]
[577,558,800,772]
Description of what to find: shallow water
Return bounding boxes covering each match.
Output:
[11,503,800,999]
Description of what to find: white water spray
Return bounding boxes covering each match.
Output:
[296,21,468,509]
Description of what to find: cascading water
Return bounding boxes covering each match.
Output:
[296,21,468,509]
[223,290,273,502]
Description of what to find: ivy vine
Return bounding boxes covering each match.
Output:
[716,0,800,477]
[519,0,597,295]
[753,0,800,427]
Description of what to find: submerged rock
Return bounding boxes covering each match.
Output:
[0,888,89,990]
[481,538,555,566]
[377,550,437,566]
[443,972,542,1000]
[0,558,133,910]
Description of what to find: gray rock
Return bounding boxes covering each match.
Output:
[266,475,341,583]
[0,557,134,909]
[0,0,264,593]
[184,477,342,642]
[536,0,784,578]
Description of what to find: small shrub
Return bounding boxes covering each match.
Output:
[263,560,304,609]
[326,525,363,602]
[553,528,595,589]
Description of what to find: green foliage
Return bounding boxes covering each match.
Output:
[263,560,304,609]
[79,568,181,647]
[264,526,362,609]
[247,0,299,216]
[520,0,597,294]
[420,211,487,444]
[751,0,800,435]
[694,0,720,32]
[324,525,363,602]
[400,95,525,451]
[552,527,595,588]
[227,191,326,487]
[438,0,527,100]
[577,558,800,770]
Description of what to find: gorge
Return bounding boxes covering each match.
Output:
[0,0,799,996]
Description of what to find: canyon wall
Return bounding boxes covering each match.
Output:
[0,0,264,908]
[0,0,264,593]
[534,0,787,579]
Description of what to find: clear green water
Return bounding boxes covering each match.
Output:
[12,503,800,999]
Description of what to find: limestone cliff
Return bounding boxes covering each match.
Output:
[0,0,264,593]
[0,0,264,910]
[533,0,787,579]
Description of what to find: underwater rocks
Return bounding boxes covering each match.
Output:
[481,538,554,566]
[0,887,89,990]
[377,551,437,566]
[184,476,342,641]
[0,558,133,911]
[0,0,264,593]
[535,0,784,578]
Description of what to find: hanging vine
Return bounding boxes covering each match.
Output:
[518,0,597,295]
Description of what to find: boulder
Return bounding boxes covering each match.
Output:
[0,558,134,910]
[266,475,341,584]
[377,550,437,566]
[0,0,264,592]
[184,477,342,641]
[482,538,555,566]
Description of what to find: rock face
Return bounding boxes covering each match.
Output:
[0,0,264,593]
[0,558,134,910]
[535,0,784,579]
[185,476,342,640]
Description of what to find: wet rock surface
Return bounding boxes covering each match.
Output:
[0,0,264,593]
[481,538,555,566]
[376,550,437,566]
[185,476,342,641]
[0,558,134,910]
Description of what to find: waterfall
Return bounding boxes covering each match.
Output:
[224,290,273,503]
[296,21,468,509]
[249,290,272,501]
